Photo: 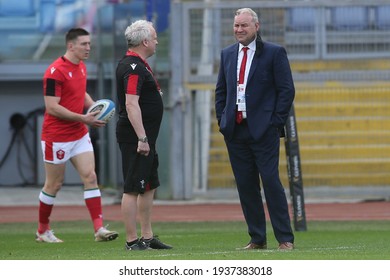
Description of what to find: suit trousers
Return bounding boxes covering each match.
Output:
[224,121,294,245]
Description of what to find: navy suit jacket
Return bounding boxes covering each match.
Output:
[215,37,295,141]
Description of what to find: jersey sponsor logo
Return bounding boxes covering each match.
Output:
[50,67,56,74]
[130,63,137,70]
[56,149,65,160]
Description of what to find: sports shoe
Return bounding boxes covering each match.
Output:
[35,230,63,243]
[141,236,173,249]
[94,226,119,242]
[125,239,151,251]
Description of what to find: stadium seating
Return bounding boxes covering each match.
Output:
[95,1,144,33]
[375,5,390,30]
[288,7,316,31]
[330,6,368,30]
[95,4,114,32]
[0,0,35,17]
[40,0,56,33]
[154,0,170,32]
[208,81,390,187]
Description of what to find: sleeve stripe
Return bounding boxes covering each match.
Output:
[126,74,139,95]
[45,78,56,96]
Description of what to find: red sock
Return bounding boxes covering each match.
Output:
[38,191,55,234]
[84,189,103,232]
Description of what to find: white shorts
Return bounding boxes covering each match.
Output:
[41,133,94,164]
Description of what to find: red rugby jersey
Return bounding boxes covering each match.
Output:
[41,56,88,142]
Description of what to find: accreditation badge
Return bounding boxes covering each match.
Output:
[236,84,246,112]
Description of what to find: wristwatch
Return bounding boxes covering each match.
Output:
[138,136,148,143]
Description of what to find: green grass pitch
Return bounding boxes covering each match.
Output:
[1,220,390,260]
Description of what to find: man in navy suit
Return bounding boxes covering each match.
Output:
[215,8,295,250]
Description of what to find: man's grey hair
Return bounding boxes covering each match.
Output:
[125,20,154,48]
[235,8,259,23]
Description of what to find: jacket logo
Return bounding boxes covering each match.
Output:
[50,67,56,74]
[68,72,72,78]
[130,63,137,70]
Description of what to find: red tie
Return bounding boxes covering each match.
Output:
[236,47,248,124]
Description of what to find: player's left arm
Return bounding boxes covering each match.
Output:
[126,94,150,156]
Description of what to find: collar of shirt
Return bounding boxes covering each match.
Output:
[239,39,256,54]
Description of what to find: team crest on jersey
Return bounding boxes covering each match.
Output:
[68,72,73,78]
[140,179,145,190]
[56,149,65,160]
[50,67,56,74]
[130,63,137,70]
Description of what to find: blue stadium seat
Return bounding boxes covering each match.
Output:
[55,0,91,32]
[96,4,114,32]
[95,2,145,33]
[127,0,145,18]
[40,0,56,33]
[331,6,368,30]
[155,0,169,32]
[55,5,79,32]
[375,5,390,30]
[0,0,35,17]
[58,0,76,4]
[288,7,316,31]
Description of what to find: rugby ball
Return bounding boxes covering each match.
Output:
[87,99,116,122]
